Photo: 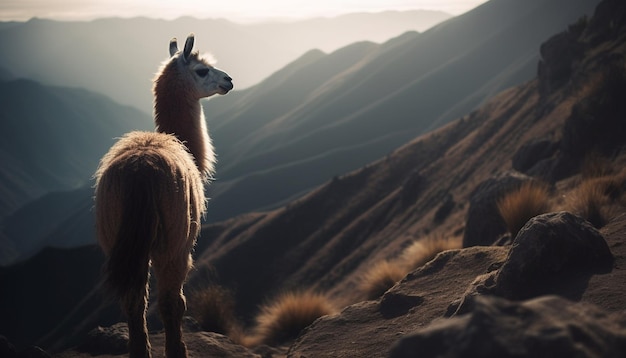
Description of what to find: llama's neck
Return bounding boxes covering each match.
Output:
[153,69,215,179]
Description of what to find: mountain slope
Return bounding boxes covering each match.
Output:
[204,0,601,221]
[2,0,624,352]
[0,79,151,219]
[193,0,626,322]
[0,11,450,112]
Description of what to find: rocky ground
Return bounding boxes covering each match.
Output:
[46,211,626,357]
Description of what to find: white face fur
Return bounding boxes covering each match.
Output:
[170,34,233,98]
[188,61,233,97]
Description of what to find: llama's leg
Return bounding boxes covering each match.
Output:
[123,276,152,358]
[153,255,191,358]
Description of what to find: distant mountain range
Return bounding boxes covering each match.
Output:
[0,0,600,266]
[0,11,451,112]
[0,79,151,262]
[0,79,152,214]
[203,0,601,221]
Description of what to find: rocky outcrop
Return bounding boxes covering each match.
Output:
[462,172,531,247]
[493,211,614,299]
[561,61,626,157]
[287,247,509,357]
[511,138,558,176]
[454,211,613,314]
[63,323,260,358]
[536,0,626,181]
[537,28,585,96]
[76,323,129,356]
[390,295,626,358]
[289,212,624,358]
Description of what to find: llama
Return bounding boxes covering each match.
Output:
[94,34,232,358]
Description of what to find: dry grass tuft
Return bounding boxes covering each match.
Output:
[398,236,462,271]
[357,236,461,301]
[564,171,626,228]
[245,290,337,347]
[497,181,552,237]
[358,260,407,301]
[187,285,243,341]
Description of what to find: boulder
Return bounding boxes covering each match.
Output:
[390,295,626,358]
[77,323,129,355]
[75,322,259,358]
[287,247,509,358]
[537,29,584,96]
[453,211,614,316]
[511,138,558,175]
[494,211,614,300]
[462,172,531,247]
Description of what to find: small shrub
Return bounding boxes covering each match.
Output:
[357,236,461,301]
[187,285,241,338]
[398,236,461,271]
[246,290,337,347]
[497,181,551,237]
[565,172,626,228]
[358,260,407,300]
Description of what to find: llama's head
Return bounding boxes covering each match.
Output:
[166,33,233,98]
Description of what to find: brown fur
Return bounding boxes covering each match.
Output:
[95,132,204,357]
[153,55,215,178]
[94,34,230,358]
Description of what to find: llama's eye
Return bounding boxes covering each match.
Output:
[195,68,210,77]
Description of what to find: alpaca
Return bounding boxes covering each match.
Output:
[94,34,232,358]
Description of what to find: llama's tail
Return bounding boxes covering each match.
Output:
[104,173,159,303]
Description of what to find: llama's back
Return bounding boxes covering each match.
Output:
[94,131,206,298]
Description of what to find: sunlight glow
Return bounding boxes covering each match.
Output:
[0,0,489,22]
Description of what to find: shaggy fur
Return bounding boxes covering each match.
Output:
[94,34,232,358]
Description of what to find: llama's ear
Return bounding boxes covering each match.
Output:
[183,33,195,63]
[169,38,178,57]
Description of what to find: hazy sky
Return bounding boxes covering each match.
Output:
[1,0,489,22]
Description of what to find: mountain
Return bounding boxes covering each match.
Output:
[189,0,626,324]
[0,0,600,260]
[0,11,451,112]
[203,0,601,221]
[0,79,152,217]
[2,0,624,352]
[1,187,96,263]
[0,79,151,263]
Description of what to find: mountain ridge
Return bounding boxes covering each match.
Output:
[204,0,601,221]
[0,78,151,263]
[0,10,451,111]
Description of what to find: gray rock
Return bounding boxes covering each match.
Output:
[537,29,585,96]
[511,138,558,175]
[390,295,626,358]
[462,172,531,247]
[494,211,614,299]
[77,322,129,355]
